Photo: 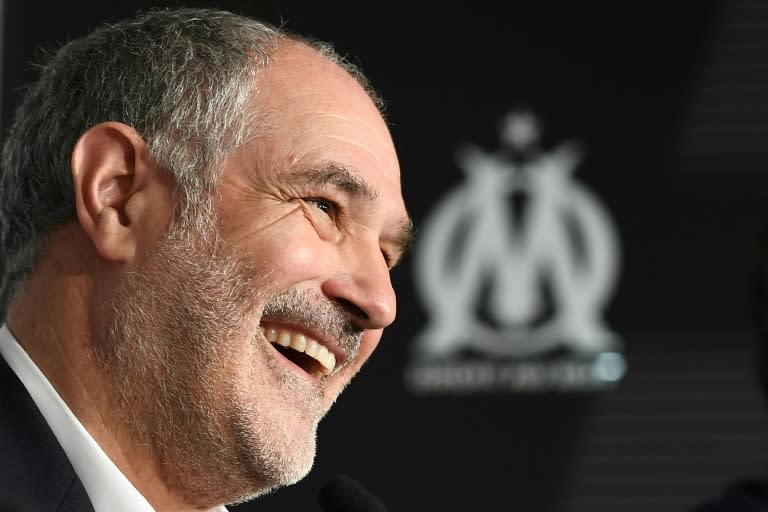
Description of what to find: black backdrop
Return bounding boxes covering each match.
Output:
[7,2,768,511]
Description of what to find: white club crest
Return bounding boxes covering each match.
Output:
[413,111,621,359]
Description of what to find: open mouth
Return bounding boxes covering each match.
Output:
[261,325,336,377]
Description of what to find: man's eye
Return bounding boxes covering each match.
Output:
[306,198,336,217]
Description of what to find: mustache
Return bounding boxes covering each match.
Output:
[261,288,363,361]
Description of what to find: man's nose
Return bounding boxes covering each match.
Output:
[321,242,397,330]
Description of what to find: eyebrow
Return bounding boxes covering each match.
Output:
[291,163,378,201]
[288,163,415,264]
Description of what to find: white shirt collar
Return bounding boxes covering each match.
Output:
[0,324,155,512]
[0,324,230,512]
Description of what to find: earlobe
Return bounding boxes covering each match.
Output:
[71,122,150,263]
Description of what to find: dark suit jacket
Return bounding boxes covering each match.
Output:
[0,355,94,511]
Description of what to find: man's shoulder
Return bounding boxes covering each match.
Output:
[0,356,93,512]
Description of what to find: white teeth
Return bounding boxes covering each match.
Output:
[317,345,329,364]
[305,339,320,358]
[261,326,336,375]
[277,330,291,347]
[294,334,307,352]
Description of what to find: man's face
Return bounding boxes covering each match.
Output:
[100,43,409,506]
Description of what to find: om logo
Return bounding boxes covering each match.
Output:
[413,111,621,359]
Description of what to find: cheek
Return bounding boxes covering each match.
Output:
[266,243,328,279]
[242,219,333,284]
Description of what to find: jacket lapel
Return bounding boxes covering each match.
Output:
[0,355,94,512]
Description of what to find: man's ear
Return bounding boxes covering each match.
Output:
[71,122,169,263]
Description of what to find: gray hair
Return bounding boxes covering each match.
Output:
[0,7,383,319]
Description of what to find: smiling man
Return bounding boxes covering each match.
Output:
[0,8,411,512]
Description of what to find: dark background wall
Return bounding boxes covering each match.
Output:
[5,1,768,511]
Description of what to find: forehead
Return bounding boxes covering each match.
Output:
[251,42,402,197]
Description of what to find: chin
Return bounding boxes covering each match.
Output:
[230,410,319,493]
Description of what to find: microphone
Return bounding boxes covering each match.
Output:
[317,473,389,512]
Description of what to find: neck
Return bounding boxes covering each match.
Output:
[5,225,216,512]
